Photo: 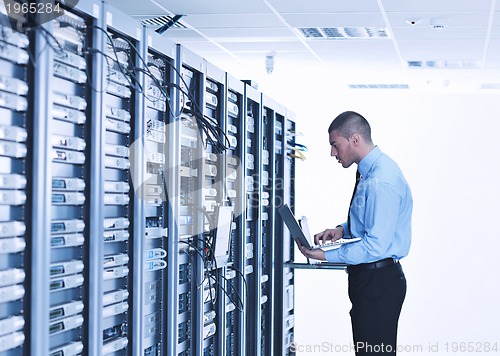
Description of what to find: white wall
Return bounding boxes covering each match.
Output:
[250,69,500,355]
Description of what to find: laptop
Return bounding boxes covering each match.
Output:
[278,204,361,251]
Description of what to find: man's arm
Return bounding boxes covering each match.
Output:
[324,182,401,264]
[295,225,345,261]
[296,240,326,261]
[314,226,344,245]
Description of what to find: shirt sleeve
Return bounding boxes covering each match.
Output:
[337,222,348,237]
[325,182,401,264]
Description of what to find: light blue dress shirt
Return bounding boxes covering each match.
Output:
[325,146,413,265]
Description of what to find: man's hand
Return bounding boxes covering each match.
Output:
[295,239,326,261]
[314,226,344,245]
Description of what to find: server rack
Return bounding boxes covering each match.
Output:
[142,25,176,356]
[165,37,182,356]
[29,2,105,355]
[0,8,31,355]
[243,83,263,356]
[274,110,297,355]
[175,45,206,356]
[261,95,278,355]
[47,7,93,355]
[0,0,297,354]
[203,62,227,356]
[99,6,143,355]
[224,74,245,356]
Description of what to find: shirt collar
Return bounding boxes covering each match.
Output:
[357,146,382,178]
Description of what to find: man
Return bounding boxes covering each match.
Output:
[297,111,412,355]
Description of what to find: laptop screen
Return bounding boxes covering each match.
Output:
[278,204,312,249]
[298,217,312,245]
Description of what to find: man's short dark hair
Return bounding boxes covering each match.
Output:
[328,111,372,143]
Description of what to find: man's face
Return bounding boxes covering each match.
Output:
[329,130,354,168]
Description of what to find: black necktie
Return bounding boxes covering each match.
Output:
[347,170,361,237]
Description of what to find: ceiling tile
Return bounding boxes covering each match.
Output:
[152,0,271,14]
[307,39,395,52]
[387,11,491,29]
[106,0,164,15]
[397,39,486,52]
[319,50,401,62]
[381,0,493,12]
[161,29,206,41]
[267,0,381,13]
[400,49,484,62]
[178,14,285,29]
[230,51,319,63]
[486,39,500,56]
[391,26,489,40]
[216,40,308,53]
[180,41,234,54]
[189,28,296,42]
[484,59,500,69]
[281,12,386,28]
[489,25,500,38]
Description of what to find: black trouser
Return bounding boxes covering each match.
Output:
[348,261,406,356]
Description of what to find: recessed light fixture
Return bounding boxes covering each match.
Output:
[407,60,481,69]
[296,27,389,39]
[348,84,409,89]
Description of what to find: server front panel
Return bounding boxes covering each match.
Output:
[224,75,245,356]
[244,86,262,356]
[0,11,30,355]
[48,9,91,354]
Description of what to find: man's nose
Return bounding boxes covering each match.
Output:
[331,147,337,157]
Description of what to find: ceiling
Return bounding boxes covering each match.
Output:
[106,0,500,91]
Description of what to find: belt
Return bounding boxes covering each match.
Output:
[346,258,398,274]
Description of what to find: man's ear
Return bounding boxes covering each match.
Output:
[351,133,361,145]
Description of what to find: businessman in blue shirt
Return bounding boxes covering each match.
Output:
[298,111,412,355]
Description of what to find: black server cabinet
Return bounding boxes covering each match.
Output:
[224,74,245,356]
[174,46,207,356]
[261,96,279,355]
[243,84,262,356]
[29,2,104,355]
[47,6,97,355]
[142,27,176,356]
[100,5,145,355]
[274,111,297,355]
[99,14,140,355]
[203,62,227,356]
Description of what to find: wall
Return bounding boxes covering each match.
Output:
[246,67,500,355]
